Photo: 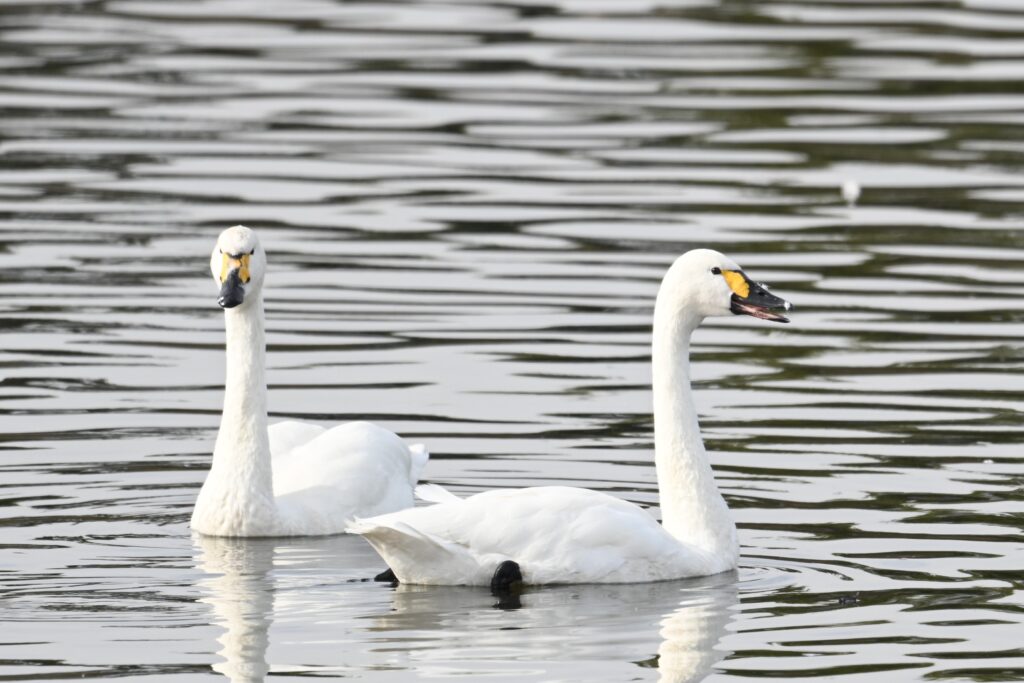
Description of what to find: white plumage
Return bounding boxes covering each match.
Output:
[191,226,428,537]
[267,420,428,536]
[349,486,719,585]
[349,249,792,585]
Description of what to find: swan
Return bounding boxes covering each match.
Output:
[348,249,791,585]
[191,225,429,537]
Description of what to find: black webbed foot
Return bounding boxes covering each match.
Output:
[374,567,398,583]
[493,592,522,610]
[490,560,523,593]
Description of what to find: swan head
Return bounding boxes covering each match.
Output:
[210,225,265,309]
[663,249,792,323]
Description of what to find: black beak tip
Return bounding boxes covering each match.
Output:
[218,270,245,309]
[730,292,793,323]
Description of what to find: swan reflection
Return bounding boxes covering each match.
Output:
[653,575,736,683]
[377,573,737,682]
[195,534,736,682]
[195,533,383,682]
[195,536,276,683]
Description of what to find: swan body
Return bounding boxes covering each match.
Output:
[349,249,791,584]
[191,225,428,537]
[351,485,724,585]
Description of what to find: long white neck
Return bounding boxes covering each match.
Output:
[651,293,737,568]
[197,295,276,534]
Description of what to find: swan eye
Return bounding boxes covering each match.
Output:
[711,267,722,275]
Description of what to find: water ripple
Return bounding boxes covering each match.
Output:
[1,0,1022,681]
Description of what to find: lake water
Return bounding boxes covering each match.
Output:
[1,0,1023,680]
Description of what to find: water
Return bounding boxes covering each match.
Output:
[1,0,1023,680]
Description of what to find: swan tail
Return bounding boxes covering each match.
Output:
[415,483,461,504]
[407,443,429,484]
[347,518,484,585]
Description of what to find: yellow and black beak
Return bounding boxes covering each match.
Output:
[218,252,251,309]
[722,269,792,323]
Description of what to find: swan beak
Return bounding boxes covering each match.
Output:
[217,253,250,309]
[725,270,791,323]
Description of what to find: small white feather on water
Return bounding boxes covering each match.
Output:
[841,179,861,206]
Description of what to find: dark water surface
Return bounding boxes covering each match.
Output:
[1,0,1023,680]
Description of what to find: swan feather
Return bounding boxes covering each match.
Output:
[350,486,716,585]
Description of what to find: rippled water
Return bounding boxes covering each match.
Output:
[2,0,1023,680]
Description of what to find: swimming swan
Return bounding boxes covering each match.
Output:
[348,249,791,585]
[191,225,428,537]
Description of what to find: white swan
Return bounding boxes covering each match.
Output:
[348,249,790,584]
[191,225,428,537]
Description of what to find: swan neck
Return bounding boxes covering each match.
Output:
[211,296,274,518]
[652,303,737,567]
[220,299,268,435]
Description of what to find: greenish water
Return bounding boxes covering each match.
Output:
[1,0,1022,680]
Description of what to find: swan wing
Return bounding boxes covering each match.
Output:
[408,443,429,484]
[415,483,461,504]
[349,518,488,584]
[270,421,427,534]
[349,486,706,585]
[268,420,326,458]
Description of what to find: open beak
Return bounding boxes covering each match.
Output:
[218,253,250,309]
[723,270,792,323]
